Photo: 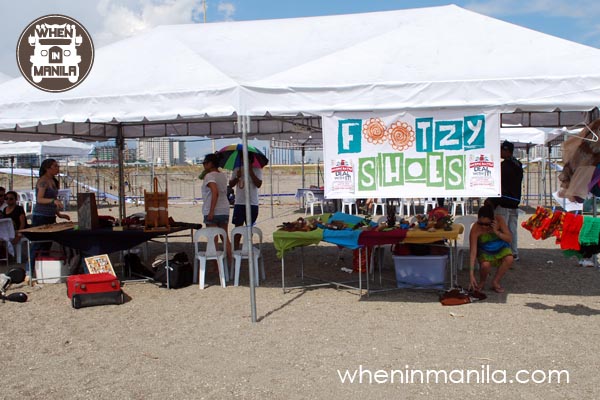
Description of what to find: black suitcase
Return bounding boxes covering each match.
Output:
[152,252,193,289]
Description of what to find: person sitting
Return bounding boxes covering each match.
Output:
[1,191,28,245]
[468,202,514,293]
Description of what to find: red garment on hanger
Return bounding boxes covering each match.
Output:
[560,213,584,251]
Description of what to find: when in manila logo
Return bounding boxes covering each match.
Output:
[16,14,94,92]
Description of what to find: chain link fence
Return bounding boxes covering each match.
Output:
[5,163,564,212]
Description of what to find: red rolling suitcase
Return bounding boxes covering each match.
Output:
[66,273,124,309]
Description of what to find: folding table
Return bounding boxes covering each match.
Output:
[273,213,463,296]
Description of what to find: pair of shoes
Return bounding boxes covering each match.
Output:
[513,255,520,262]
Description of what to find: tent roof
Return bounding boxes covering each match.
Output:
[0,138,93,157]
[1,4,600,137]
[500,126,552,146]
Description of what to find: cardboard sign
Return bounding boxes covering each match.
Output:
[84,254,116,276]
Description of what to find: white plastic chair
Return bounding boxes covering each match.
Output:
[370,215,405,276]
[451,197,467,216]
[193,227,229,289]
[14,236,30,264]
[303,191,323,216]
[373,199,386,216]
[342,198,357,215]
[423,198,438,213]
[231,226,265,287]
[454,215,477,270]
[398,198,416,217]
[17,191,32,213]
[0,218,15,268]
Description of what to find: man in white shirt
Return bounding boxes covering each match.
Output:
[229,166,262,249]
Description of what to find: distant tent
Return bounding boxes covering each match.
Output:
[0,138,93,158]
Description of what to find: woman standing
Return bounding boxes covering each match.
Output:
[1,191,27,245]
[201,153,231,263]
[468,203,514,293]
[29,159,71,276]
[32,159,70,225]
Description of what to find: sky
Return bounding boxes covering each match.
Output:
[1,0,600,158]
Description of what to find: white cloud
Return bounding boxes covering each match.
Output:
[94,0,204,47]
[217,2,236,21]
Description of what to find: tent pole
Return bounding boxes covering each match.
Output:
[270,145,274,219]
[76,164,79,203]
[541,143,547,206]
[117,126,126,221]
[9,156,14,191]
[525,144,530,207]
[301,145,306,189]
[547,143,552,207]
[316,158,320,188]
[239,115,257,323]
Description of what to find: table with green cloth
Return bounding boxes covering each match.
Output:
[273,215,464,294]
[273,228,324,259]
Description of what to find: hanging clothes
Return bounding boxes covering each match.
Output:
[578,216,600,247]
[560,213,584,251]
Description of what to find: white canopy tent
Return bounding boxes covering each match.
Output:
[2,5,600,320]
[500,127,552,146]
[1,5,600,135]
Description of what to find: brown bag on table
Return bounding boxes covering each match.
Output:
[144,177,169,232]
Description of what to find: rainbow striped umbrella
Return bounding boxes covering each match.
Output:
[218,144,269,170]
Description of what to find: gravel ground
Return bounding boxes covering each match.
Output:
[1,201,599,399]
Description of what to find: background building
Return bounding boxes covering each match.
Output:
[136,138,186,166]
[91,143,137,166]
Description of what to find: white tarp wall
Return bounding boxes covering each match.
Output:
[323,110,501,199]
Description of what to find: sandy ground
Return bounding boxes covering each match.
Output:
[1,199,600,399]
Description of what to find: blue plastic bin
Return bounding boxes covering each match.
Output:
[392,255,448,289]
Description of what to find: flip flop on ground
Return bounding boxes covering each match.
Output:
[491,285,505,293]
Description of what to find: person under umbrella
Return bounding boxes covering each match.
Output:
[228,160,262,249]
[218,144,267,250]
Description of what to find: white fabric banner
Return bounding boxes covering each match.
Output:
[322,110,501,199]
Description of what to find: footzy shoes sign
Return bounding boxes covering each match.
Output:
[322,110,501,199]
